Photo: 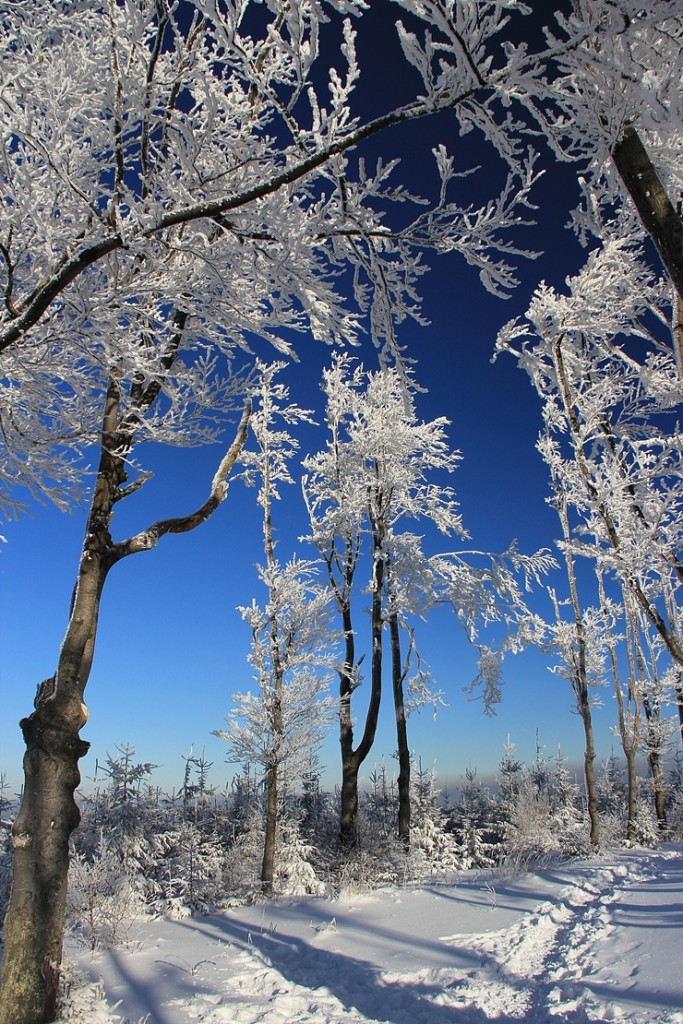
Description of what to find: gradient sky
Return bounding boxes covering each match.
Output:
[0,3,647,800]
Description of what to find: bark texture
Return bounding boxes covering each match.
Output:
[611,126,683,305]
[0,715,89,1023]
[261,763,278,896]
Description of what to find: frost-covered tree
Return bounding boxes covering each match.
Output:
[66,839,139,951]
[303,355,464,846]
[496,738,524,827]
[544,525,605,847]
[407,760,460,878]
[215,363,335,895]
[499,234,683,843]
[449,767,498,869]
[548,2,683,307]
[2,2,677,1017]
[304,354,551,846]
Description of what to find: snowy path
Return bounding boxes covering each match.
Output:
[73,844,683,1024]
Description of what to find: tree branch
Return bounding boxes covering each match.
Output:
[110,398,251,561]
[611,126,683,304]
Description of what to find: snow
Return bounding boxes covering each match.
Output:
[67,843,683,1024]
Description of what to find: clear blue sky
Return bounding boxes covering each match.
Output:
[0,3,640,800]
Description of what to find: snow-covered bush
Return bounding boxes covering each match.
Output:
[406,763,461,880]
[66,837,140,950]
[148,821,226,917]
[502,777,560,867]
[55,962,121,1024]
[448,769,499,869]
[335,842,404,895]
[666,790,683,839]
[501,767,590,868]
[275,816,326,896]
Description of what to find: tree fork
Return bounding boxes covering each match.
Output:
[0,402,250,1024]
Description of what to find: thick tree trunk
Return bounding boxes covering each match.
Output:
[0,718,90,1023]
[611,126,683,305]
[339,755,360,848]
[0,462,114,1023]
[646,748,667,833]
[0,389,249,1023]
[389,611,410,844]
[642,696,667,831]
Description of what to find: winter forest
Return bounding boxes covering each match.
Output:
[1,1,683,1022]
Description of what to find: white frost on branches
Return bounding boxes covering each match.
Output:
[3,0,674,513]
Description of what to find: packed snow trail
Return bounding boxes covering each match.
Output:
[70,844,683,1024]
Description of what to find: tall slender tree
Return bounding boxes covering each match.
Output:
[303,356,464,845]
[304,356,551,845]
[215,362,335,894]
[499,236,683,843]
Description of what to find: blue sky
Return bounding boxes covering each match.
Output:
[0,3,649,800]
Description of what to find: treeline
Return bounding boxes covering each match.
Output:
[2,742,682,952]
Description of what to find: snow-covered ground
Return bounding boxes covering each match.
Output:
[68,844,683,1024]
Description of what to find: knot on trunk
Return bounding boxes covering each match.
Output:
[20,711,90,764]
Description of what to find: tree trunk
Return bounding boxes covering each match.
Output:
[675,672,683,751]
[339,755,360,848]
[261,763,278,896]
[555,487,601,847]
[642,695,667,831]
[0,389,250,1023]
[338,588,363,848]
[577,693,601,847]
[338,544,384,848]
[389,610,410,844]
[673,291,683,378]
[623,747,638,844]
[0,408,118,1023]
[0,719,90,1023]
[611,126,683,305]
[646,747,667,833]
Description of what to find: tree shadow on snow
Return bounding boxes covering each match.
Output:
[176,912,526,1024]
